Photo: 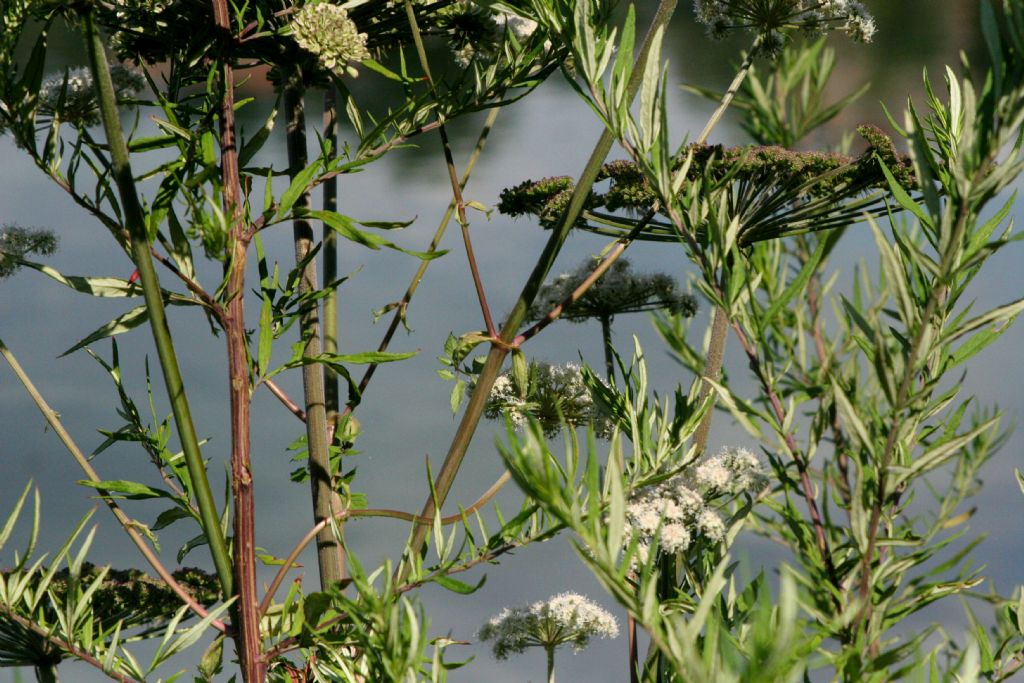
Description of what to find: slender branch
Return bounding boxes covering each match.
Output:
[398,0,681,581]
[513,207,658,346]
[259,472,511,617]
[688,39,762,457]
[727,321,842,602]
[283,71,346,589]
[856,198,971,626]
[81,8,234,601]
[402,0,497,337]
[263,377,307,422]
[323,83,341,418]
[210,0,264,679]
[0,340,226,632]
[343,107,501,415]
[600,315,615,382]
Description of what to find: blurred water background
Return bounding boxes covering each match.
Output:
[1,2,1022,681]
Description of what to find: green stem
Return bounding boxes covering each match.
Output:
[81,9,233,598]
[600,314,615,382]
[283,73,345,589]
[688,40,761,456]
[34,663,58,683]
[323,84,341,416]
[546,646,556,683]
[399,0,680,579]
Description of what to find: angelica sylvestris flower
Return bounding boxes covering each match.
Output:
[290,2,370,77]
[484,361,614,438]
[621,447,767,567]
[37,65,145,127]
[693,0,877,53]
[694,446,769,495]
[479,592,618,660]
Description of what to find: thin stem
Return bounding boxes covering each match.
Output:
[0,339,227,632]
[600,315,615,382]
[546,646,556,683]
[259,471,512,617]
[398,0,680,580]
[691,306,728,456]
[688,39,761,457]
[343,105,501,417]
[728,321,842,603]
[323,84,341,414]
[695,38,761,146]
[210,0,264,678]
[513,207,659,346]
[402,0,497,337]
[263,377,307,422]
[283,72,345,589]
[34,663,59,683]
[857,199,971,629]
[81,8,234,600]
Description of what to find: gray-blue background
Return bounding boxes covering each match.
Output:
[1,3,1021,681]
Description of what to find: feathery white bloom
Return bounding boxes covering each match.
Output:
[479,592,618,660]
[694,446,769,495]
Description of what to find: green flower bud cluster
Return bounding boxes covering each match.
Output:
[290,2,371,78]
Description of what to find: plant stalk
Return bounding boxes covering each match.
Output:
[400,0,679,577]
[283,73,345,589]
[81,9,234,599]
[210,0,265,677]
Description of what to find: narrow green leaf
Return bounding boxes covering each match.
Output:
[276,159,322,219]
[78,479,174,500]
[309,209,446,260]
[61,305,150,356]
[433,574,486,595]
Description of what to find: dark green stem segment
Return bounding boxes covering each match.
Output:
[81,10,234,599]
[400,0,679,576]
[34,663,59,683]
[323,84,340,415]
[600,315,615,382]
[283,75,345,589]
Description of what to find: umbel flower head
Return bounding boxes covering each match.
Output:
[528,257,698,324]
[622,446,767,567]
[435,1,546,67]
[290,2,371,77]
[37,65,145,127]
[499,125,915,246]
[484,361,614,438]
[694,0,876,55]
[479,592,619,660]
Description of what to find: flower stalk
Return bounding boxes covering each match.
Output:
[80,7,234,602]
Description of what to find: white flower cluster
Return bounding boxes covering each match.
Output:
[693,0,876,53]
[290,2,371,77]
[624,474,721,566]
[37,65,145,127]
[694,446,770,495]
[486,361,614,438]
[622,447,767,567]
[479,592,619,660]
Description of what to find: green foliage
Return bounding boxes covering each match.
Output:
[1,0,1023,681]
